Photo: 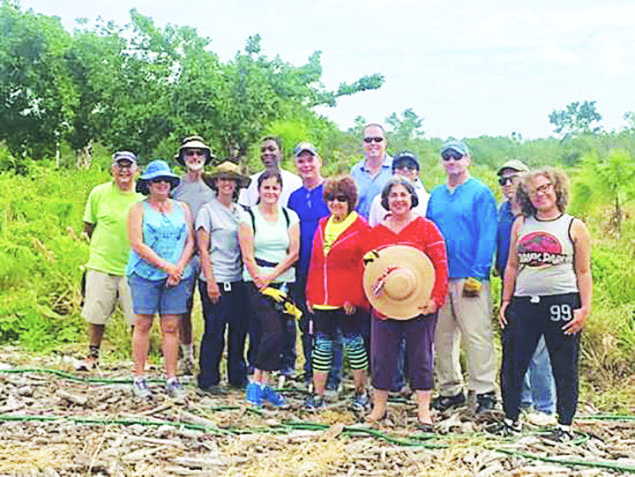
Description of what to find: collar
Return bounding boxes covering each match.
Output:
[361,154,392,172]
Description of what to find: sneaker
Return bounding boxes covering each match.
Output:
[180,356,196,376]
[486,418,521,436]
[351,392,371,412]
[304,395,326,411]
[166,378,186,402]
[262,386,288,408]
[246,382,263,407]
[132,378,153,400]
[547,425,575,442]
[475,391,497,414]
[525,411,557,427]
[432,391,466,412]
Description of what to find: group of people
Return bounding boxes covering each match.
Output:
[80,124,591,438]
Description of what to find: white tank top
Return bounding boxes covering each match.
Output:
[515,214,578,297]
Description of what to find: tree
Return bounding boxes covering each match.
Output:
[549,100,603,138]
[0,1,74,165]
[385,108,424,147]
[574,149,635,234]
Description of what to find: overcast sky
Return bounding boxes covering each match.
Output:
[18,0,635,139]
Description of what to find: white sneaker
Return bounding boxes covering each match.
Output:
[525,411,557,427]
[166,378,186,402]
[132,378,153,400]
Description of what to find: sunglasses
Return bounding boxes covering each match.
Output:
[184,149,205,156]
[498,176,518,186]
[363,137,384,143]
[442,150,464,161]
[327,194,348,203]
[151,177,171,184]
[395,164,418,171]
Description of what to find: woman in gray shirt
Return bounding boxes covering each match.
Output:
[196,159,250,393]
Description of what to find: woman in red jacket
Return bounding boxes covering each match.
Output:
[365,176,448,428]
[305,176,371,411]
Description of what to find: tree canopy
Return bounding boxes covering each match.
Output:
[0,1,384,170]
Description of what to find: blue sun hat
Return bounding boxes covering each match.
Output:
[136,160,180,195]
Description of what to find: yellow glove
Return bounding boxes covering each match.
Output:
[261,287,285,303]
[463,277,482,297]
[261,287,303,320]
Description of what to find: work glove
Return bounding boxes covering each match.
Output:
[463,277,482,297]
[261,287,303,320]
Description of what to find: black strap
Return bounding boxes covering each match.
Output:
[246,206,290,235]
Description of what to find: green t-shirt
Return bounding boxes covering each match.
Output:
[83,181,144,275]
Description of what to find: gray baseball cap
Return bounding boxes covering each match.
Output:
[497,160,529,175]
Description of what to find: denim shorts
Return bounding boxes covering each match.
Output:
[128,273,193,315]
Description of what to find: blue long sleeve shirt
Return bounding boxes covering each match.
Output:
[426,178,497,280]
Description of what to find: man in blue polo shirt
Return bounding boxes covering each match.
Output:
[288,142,331,386]
[351,124,393,219]
[426,139,498,415]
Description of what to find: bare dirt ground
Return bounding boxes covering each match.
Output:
[0,346,634,477]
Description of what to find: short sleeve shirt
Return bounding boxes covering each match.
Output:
[239,205,299,283]
[350,155,393,219]
[172,177,215,225]
[288,183,330,277]
[196,198,243,282]
[83,182,143,275]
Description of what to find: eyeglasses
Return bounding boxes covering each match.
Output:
[363,137,384,144]
[529,182,553,196]
[185,149,205,156]
[327,194,348,203]
[442,150,464,161]
[151,178,171,184]
[498,176,518,186]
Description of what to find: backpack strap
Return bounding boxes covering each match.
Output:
[245,206,290,236]
[246,207,256,235]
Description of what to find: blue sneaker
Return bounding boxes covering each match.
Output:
[262,386,288,408]
[351,392,370,412]
[246,382,263,407]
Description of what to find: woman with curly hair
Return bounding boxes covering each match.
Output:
[499,167,592,440]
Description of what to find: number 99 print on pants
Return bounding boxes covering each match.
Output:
[501,292,582,426]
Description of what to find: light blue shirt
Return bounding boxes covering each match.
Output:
[426,178,497,280]
[239,205,299,283]
[350,155,393,219]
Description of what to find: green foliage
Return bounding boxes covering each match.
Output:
[0,5,384,167]
[549,100,603,138]
[0,162,107,348]
[386,108,424,149]
[0,0,74,162]
[571,149,635,233]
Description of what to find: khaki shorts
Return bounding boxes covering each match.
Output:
[81,269,135,326]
